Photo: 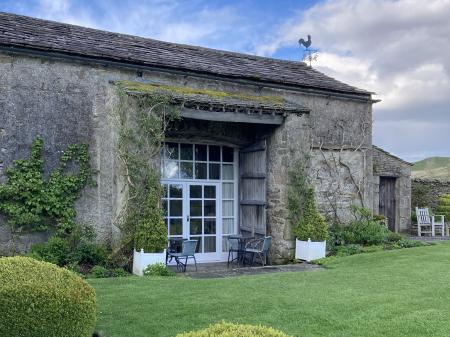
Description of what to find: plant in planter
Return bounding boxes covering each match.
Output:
[292,188,328,261]
[132,171,168,276]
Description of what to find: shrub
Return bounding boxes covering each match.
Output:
[386,232,403,243]
[293,188,328,242]
[0,256,96,337]
[29,236,70,266]
[437,194,450,221]
[69,241,108,266]
[143,262,175,277]
[342,206,390,245]
[395,239,426,249]
[110,267,129,277]
[89,265,110,278]
[133,170,168,253]
[176,322,292,337]
[335,244,363,256]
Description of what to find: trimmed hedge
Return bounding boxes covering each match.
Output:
[0,256,96,337]
[176,322,292,337]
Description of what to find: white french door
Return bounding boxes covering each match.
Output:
[162,181,222,262]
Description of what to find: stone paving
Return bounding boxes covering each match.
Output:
[172,262,322,279]
[408,235,450,242]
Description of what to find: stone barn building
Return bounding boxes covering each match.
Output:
[0,13,411,262]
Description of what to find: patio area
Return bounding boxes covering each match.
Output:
[169,261,322,278]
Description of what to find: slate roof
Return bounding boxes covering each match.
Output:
[373,145,413,166]
[0,12,371,97]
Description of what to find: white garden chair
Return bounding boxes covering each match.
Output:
[415,207,446,236]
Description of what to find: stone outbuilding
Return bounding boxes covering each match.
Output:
[0,12,411,261]
[372,146,412,233]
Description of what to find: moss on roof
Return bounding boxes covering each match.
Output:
[116,80,286,105]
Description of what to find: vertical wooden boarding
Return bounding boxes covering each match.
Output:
[239,140,267,238]
[379,177,396,232]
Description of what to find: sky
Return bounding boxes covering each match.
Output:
[1,0,449,162]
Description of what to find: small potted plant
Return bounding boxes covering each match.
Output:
[293,188,328,261]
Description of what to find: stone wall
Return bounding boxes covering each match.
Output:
[411,178,450,210]
[372,146,412,232]
[0,50,373,259]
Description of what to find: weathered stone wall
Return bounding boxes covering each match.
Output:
[0,50,373,259]
[411,178,450,210]
[372,147,411,232]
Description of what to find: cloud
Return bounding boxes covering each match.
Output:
[256,0,450,161]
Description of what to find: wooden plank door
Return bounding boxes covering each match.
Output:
[379,177,396,232]
[239,140,267,237]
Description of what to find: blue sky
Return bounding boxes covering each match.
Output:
[1,0,449,162]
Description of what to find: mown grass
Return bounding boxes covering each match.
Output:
[89,242,450,337]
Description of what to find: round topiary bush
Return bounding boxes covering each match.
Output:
[0,256,97,337]
[175,322,292,337]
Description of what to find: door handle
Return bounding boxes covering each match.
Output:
[187,215,190,222]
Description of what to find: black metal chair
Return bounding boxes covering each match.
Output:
[166,238,186,265]
[167,240,198,272]
[244,236,272,266]
[227,236,241,268]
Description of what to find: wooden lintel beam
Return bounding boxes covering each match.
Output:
[181,107,284,125]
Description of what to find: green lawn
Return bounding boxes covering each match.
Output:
[89,243,450,337]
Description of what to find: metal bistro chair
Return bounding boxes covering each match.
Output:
[244,236,272,266]
[227,236,241,268]
[166,238,186,265]
[167,239,198,272]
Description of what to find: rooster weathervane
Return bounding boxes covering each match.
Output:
[298,35,318,67]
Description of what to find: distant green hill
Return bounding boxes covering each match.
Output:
[412,157,450,180]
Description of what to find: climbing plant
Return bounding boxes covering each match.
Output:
[112,86,180,260]
[287,158,311,230]
[0,136,93,234]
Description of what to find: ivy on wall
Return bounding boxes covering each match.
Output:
[112,86,180,259]
[0,136,93,235]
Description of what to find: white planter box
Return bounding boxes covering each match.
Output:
[295,238,326,262]
[132,248,167,276]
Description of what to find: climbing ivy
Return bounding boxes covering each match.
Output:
[0,136,93,234]
[112,86,180,260]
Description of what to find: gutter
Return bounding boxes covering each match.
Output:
[0,45,376,104]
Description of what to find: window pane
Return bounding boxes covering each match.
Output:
[222,183,234,199]
[195,163,207,179]
[204,236,216,253]
[204,219,216,234]
[222,236,230,252]
[165,143,179,160]
[204,200,216,216]
[162,200,168,216]
[170,218,182,235]
[195,145,207,161]
[180,162,193,179]
[209,163,220,180]
[204,185,216,199]
[223,164,234,180]
[190,219,202,235]
[190,236,202,253]
[169,184,182,198]
[223,218,234,234]
[190,185,202,199]
[170,200,182,216]
[190,200,202,216]
[163,161,179,179]
[162,184,168,198]
[180,143,193,160]
[209,145,221,162]
[223,201,234,216]
[223,146,234,162]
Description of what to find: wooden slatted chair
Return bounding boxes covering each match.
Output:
[415,207,445,236]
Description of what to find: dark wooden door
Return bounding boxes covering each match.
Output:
[379,177,396,232]
[239,140,266,238]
